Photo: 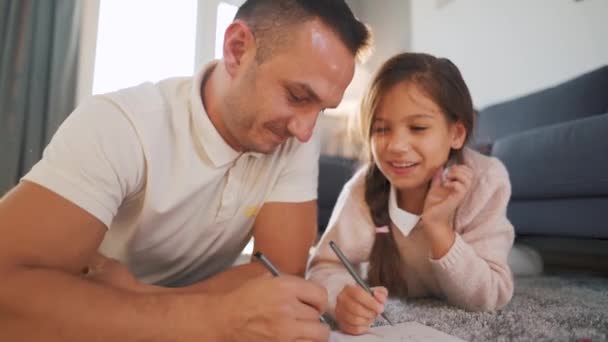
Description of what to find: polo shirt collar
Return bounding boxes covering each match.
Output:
[190,61,241,167]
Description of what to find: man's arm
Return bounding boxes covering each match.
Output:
[0,182,331,342]
[252,200,318,275]
[172,201,317,294]
[0,182,226,341]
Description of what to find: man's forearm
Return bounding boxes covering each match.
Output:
[178,261,267,294]
[0,266,222,342]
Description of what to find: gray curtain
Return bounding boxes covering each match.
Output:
[0,0,82,193]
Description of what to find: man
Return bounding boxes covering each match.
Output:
[0,0,370,341]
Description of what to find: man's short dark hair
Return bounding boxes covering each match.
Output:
[235,0,371,63]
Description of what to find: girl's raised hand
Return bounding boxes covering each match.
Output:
[422,164,473,228]
[334,285,388,335]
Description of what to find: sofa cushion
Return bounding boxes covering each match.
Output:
[318,155,356,232]
[474,66,608,146]
[508,197,608,239]
[492,113,608,200]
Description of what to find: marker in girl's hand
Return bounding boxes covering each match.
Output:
[442,166,450,184]
[442,158,458,184]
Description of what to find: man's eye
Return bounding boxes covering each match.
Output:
[288,90,307,104]
[372,127,388,134]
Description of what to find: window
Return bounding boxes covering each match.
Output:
[215,2,239,59]
[92,0,198,94]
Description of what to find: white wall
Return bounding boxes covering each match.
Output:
[350,0,411,72]
[411,0,608,108]
[334,0,411,108]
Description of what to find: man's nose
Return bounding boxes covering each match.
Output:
[287,111,319,143]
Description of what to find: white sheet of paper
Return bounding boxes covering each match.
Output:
[329,321,467,342]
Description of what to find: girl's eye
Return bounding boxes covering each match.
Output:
[411,126,428,131]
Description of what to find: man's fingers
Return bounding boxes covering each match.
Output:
[281,276,328,313]
[292,321,330,341]
[293,301,324,321]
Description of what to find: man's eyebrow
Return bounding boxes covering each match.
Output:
[291,82,321,103]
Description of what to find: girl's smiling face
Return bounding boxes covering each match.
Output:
[370,81,466,195]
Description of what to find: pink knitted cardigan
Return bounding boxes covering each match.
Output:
[307,148,515,314]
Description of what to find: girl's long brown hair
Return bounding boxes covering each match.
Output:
[360,53,475,296]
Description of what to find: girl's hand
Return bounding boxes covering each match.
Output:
[334,285,388,335]
[422,164,474,228]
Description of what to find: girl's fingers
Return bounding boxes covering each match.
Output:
[444,166,473,191]
[337,319,371,336]
[335,285,384,327]
[430,167,444,190]
[445,180,467,195]
[335,299,375,327]
[372,286,388,303]
[339,294,378,321]
[339,308,375,327]
[344,285,384,313]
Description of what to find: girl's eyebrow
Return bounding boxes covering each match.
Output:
[408,113,435,119]
[374,113,435,122]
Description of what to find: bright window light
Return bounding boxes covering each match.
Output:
[93,0,198,94]
[215,2,238,59]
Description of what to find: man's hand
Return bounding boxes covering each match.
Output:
[84,253,331,341]
[84,255,330,341]
[218,274,330,342]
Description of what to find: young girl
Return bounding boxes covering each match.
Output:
[307,52,514,335]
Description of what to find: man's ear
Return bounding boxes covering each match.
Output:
[450,121,467,150]
[223,20,256,78]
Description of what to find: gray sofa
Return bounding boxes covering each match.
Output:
[474,65,608,239]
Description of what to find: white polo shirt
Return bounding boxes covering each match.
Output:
[23,63,320,286]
